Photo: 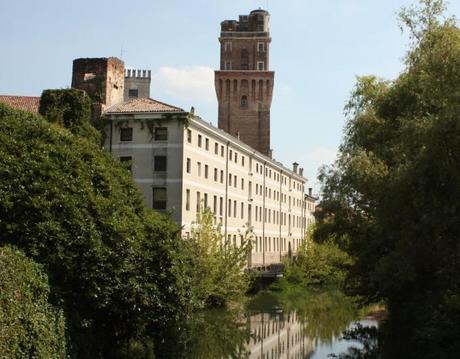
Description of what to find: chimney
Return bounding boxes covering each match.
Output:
[308,188,312,196]
[293,162,299,174]
[299,167,304,176]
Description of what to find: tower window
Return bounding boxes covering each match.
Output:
[240,95,248,109]
[240,49,249,70]
[128,89,138,98]
[224,41,232,52]
[257,42,265,53]
[257,61,265,71]
[224,61,232,70]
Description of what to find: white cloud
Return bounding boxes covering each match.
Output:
[152,66,215,104]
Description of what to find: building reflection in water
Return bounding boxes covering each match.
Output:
[246,310,314,359]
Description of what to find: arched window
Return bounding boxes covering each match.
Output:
[240,49,249,70]
[240,95,248,109]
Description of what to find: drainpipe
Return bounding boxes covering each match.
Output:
[262,161,266,266]
[109,117,113,153]
[279,171,283,263]
[224,141,229,243]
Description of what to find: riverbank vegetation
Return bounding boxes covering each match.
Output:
[188,208,252,308]
[0,97,250,358]
[315,1,460,357]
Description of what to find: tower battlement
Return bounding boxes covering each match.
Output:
[125,69,151,79]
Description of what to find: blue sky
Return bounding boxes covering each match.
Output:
[1,0,459,192]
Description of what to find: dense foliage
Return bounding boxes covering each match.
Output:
[282,227,353,288]
[189,208,252,307]
[0,103,192,357]
[0,245,67,358]
[39,88,100,144]
[315,1,460,357]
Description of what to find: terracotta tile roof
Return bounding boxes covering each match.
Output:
[0,95,40,113]
[104,97,184,114]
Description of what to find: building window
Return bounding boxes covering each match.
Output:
[225,61,232,70]
[198,134,202,147]
[229,173,232,186]
[204,193,208,208]
[214,142,219,154]
[240,95,248,109]
[154,127,168,141]
[197,162,201,176]
[221,145,224,157]
[219,197,223,216]
[205,138,209,150]
[234,153,238,163]
[214,168,218,181]
[152,187,167,210]
[154,156,167,172]
[120,127,133,141]
[257,42,265,53]
[220,170,224,183]
[186,189,190,211]
[187,129,192,143]
[225,41,232,52]
[242,156,245,166]
[196,192,201,212]
[241,202,244,219]
[119,156,132,172]
[213,196,217,214]
[229,150,233,161]
[228,199,232,217]
[241,178,244,190]
[128,89,138,98]
[257,61,264,71]
[204,164,209,179]
[186,158,191,173]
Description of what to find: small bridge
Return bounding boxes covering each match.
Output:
[249,263,284,278]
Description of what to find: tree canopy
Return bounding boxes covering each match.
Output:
[315,1,460,357]
[0,103,193,357]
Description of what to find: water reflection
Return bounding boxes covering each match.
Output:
[246,310,314,358]
[155,290,377,359]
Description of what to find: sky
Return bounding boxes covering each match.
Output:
[1,0,459,193]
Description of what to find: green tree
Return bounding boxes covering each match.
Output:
[0,103,192,357]
[285,228,353,287]
[39,88,101,144]
[189,208,252,307]
[0,245,67,358]
[315,1,460,357]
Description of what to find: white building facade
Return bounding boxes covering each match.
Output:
[103,98,314,267]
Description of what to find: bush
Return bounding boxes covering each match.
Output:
[284,228,353,287]
[0,245,67,358]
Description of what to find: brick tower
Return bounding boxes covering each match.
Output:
[71,57,125,117]
[215,9,274,157]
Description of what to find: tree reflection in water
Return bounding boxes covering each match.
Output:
[155,289,374,358]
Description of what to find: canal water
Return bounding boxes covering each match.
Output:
[156,289,378,358]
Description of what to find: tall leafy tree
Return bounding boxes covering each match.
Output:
[316,1,460,357]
